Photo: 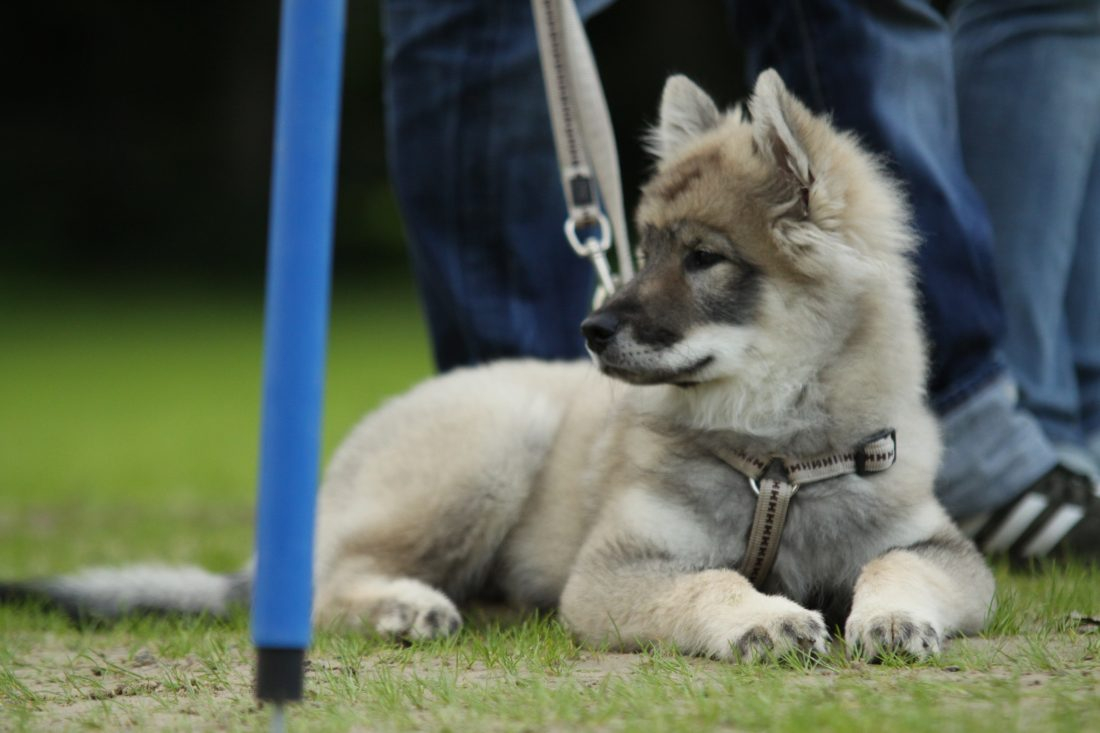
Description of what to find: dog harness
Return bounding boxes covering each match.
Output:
[709,430,897,589]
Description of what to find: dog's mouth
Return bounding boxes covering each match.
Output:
[598,355,714,386]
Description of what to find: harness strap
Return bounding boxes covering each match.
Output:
[741,465,798,588]
[711,429,897,589]
[710,429,897,487]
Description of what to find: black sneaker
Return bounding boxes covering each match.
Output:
[972,465,1099,564]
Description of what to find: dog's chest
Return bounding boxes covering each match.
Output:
[666,456,895,615]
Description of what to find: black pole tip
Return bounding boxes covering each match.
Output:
[256,647,305,703]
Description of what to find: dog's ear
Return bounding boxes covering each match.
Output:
[750,70,911,277]
[749,69,815,217]
[748,69,864,277]
[646,75,721,162]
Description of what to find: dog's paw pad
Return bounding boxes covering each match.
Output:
[729,607,829,661]
[779,618,828,653]
[736,626,775,658]
[845,612,941,660]
[372,589,462,640]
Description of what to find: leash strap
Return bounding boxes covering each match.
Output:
[712,430,897,589]
[531,0,634,299]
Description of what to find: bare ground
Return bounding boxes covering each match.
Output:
[5,632,1099,732]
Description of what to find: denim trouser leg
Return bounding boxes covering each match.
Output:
[952,0,1100,478]
[1075,148,1100,462]
[382,0,612,371]
[728,0,1057,517]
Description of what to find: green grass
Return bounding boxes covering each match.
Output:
[0,273,433,577]
[1,276,1098,732]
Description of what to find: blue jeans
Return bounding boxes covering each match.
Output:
[382,0,1057,517]
[727,0,1058,515]
[951,0,1100,479]
[381,0,611,371]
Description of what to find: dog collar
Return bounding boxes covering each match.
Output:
[709,429,897,589]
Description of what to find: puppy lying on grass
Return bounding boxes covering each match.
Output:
[3,71,994,662]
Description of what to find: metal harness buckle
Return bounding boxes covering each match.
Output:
[748,458,799,496]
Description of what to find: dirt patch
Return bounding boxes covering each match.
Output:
[5,634,1099,731]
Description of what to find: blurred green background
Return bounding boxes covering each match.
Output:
[0,1,747,577]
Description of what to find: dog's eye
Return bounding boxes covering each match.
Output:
[684,249,725,272]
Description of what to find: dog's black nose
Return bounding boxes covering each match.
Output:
[581,311,620,353]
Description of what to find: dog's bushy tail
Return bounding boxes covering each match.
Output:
[0,564,252,624]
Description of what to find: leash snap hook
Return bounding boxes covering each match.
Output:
[564,212,611,259]
[566,213,617,297]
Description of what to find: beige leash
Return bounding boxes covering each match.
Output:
[530,0,635,301]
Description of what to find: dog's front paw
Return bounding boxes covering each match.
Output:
[844,610,942,660]
[716,596,829,662]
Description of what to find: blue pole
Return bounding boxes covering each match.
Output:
[252,0,346,707]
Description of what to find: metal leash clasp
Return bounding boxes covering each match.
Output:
[565,212,617,302]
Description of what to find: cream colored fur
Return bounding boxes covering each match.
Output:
[307,70,994,662]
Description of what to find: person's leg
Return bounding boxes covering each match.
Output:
[1062,145,1100,563]
[1075,150,1100,467]
[951,0,1100,480]
[727,0,1056,518]
[381,0,612,371]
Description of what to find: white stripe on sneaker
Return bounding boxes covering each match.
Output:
[982,493,1049,554]
[1019,504,1086,558]
[958,512,990,539]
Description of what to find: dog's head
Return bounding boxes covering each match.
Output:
[583,71,924,434]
